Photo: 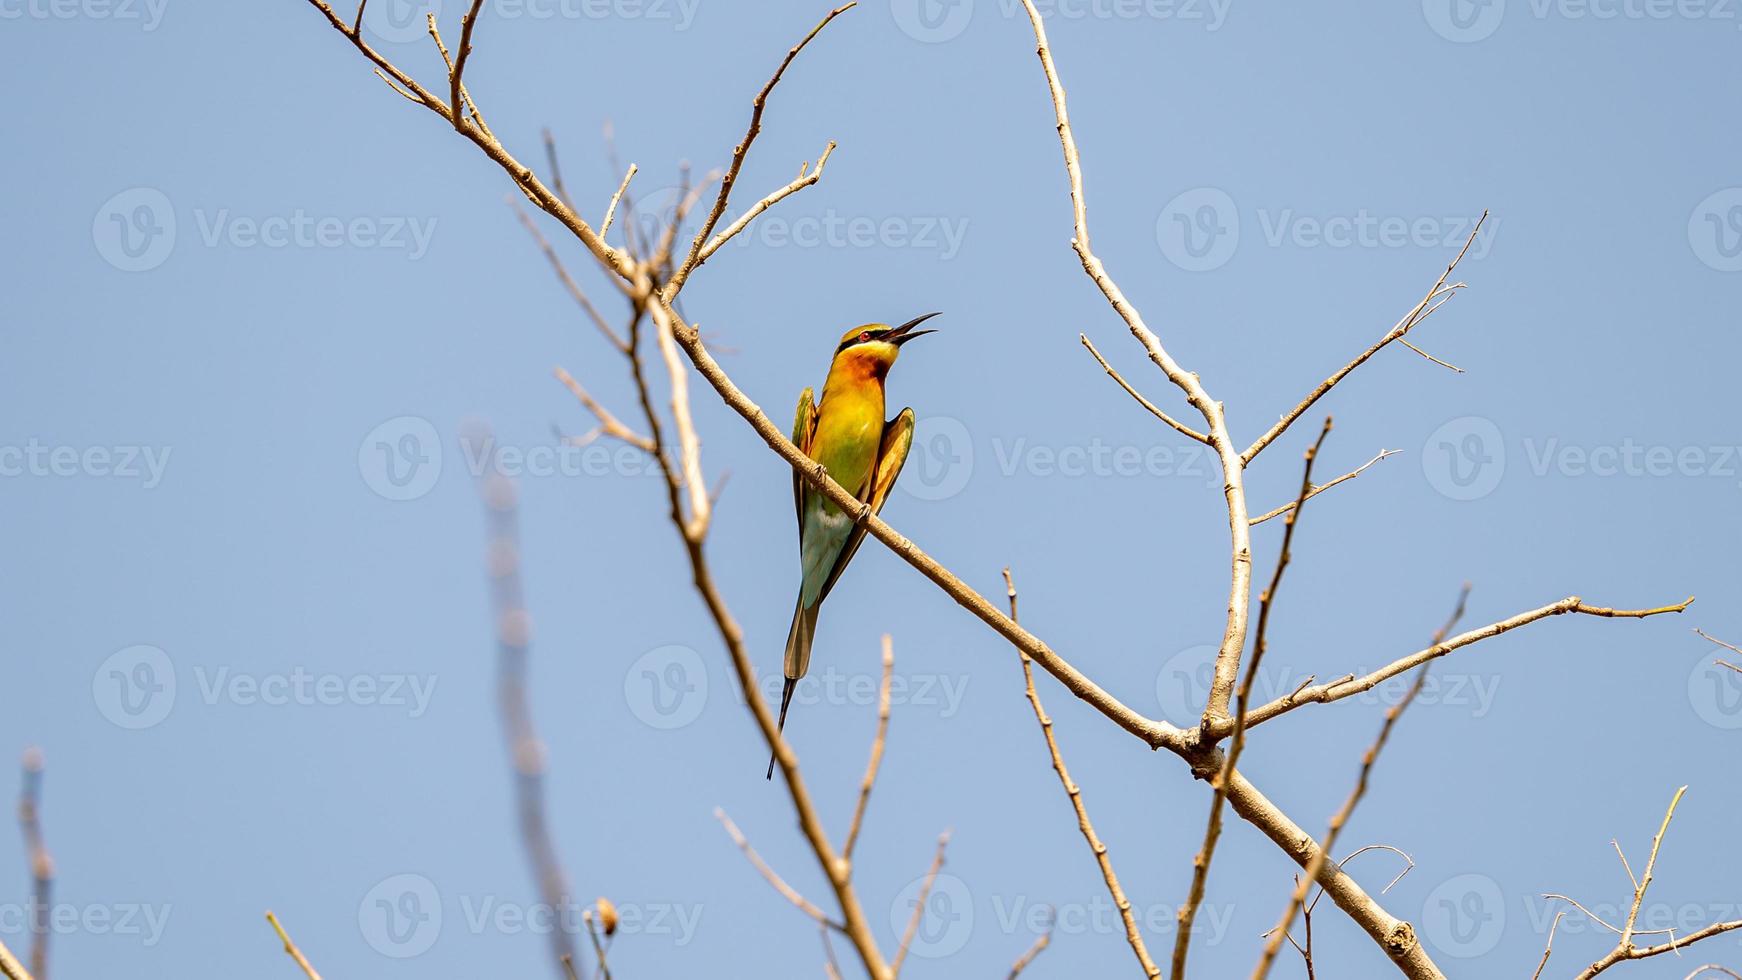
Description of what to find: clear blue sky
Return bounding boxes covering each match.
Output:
[4,1,1741,977]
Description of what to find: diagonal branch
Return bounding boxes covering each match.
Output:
[715,808,843,931]
[265,911,323,980]
[1250,448,1400,525]
[553,366,655,451]
[1005,569,1159,978]
[1006,910,1056,979]
[1214,594,1695,736]
[476,458,579,977]
[17,749,51,980]
[699,142,837,263]
[891,832,950,978]
[510,199,628,352]
[1242,213,1487,464]
[1080,334,1210,444]
[841,634,893,863]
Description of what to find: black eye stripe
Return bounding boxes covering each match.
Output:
[835,330,884,353]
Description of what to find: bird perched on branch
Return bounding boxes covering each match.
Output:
[768,313,940,780]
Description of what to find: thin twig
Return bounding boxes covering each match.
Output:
[891,832,950,978]
[553,366,655,451]
[540,128,572,209]
[1006,569,1159,978]
[1565,786,1742,979]
[476,454,579,977]
[1006,908,1056,979]
[1532,911,1566,980]
[448,0,487,134]
[666,3,857,298]
[1250,449,1401,525]
[582,907,613,980]
[1079,334,1210,444]
[1243,214,1488,463]
[600,164,637,239]
[509,199,628,351]
[714,808,843,930]
[1252,585,1471,980]
[1216,594,1695,736]
[265,912,323,980]
[18,749,50,980]
[842,635,894,863]
[699,142,837,263]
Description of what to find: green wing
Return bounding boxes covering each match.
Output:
[811,408,915,607]
[791,386,817,530]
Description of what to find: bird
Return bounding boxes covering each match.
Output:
[767,313,940,780]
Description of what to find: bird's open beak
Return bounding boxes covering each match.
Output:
[887,312,942,345]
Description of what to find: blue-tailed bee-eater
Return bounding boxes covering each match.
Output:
[768,313,940,779]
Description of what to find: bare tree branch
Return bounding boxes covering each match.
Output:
[17,749,50,980]
[715,808,843,930]
[1531,910,1566,980]
[476,458,579,976]
[665,3,856,298]
[0,939,31,980]
[510,199,628,352]
[842,634,894,863]
[1006,908,1056,979]
[1176,418,1331,980]
[1252,586,1471,980]
[600,163,637,238]
[264,911,323,980]
[1079,334,1210,443]
[1005,569,1158,978]
[1215,594,1694,736]
[1241,214,1487,464]
[699,142,836,263]
[1249,448,1400,525]
[1694,629,1742,674]
[891,832,950,978]
[1560,787,1742,979]
[1011,0,1254,735]
[553,366,655,451]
